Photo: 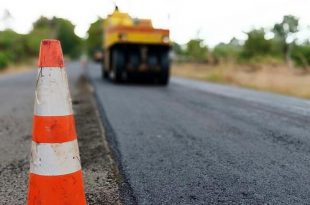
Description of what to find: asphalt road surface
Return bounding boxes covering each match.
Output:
[0,69,35,204]
[2,62,310,205]
[87,63,310,205]
[0,63,120,204]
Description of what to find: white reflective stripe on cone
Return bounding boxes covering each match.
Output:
[30,139,81,176]
[34,67,73,116]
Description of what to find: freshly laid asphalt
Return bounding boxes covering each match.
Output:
[88,63,310,205]
[2,62,310,205]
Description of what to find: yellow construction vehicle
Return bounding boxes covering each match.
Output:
[102,7,171,84]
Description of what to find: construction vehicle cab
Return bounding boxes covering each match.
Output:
[102,7,171,85]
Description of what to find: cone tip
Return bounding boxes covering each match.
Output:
[38,39,64,68]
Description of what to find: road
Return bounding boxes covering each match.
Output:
[0,63,120,204]
[87,63,310,205]
[1,62,310,204]
[0,70,35,204]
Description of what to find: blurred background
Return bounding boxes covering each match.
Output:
[1,0,310,97]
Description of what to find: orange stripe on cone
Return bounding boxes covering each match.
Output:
[28,39,86,205]
[28,171,86,205]
[32,115,77,143]
[37,39,64,67]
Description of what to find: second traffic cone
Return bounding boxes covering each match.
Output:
[27,39,87,205]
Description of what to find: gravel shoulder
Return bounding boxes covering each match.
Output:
[72,75,123,204]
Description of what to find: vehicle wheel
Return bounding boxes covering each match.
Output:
[111,48,125,83]
[158,52,170,85]
[101,62,109,79]
[158,69,169,85]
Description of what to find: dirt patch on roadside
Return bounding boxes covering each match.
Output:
[0,64,35,76]
[72,75,122,204]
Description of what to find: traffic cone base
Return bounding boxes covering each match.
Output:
[28,171,85,205]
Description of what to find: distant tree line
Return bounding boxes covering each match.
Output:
[173,15,310,69]
[0,15,106,70]
[86,18,104,58]
[0,14,309,70]
[0,16,83,69]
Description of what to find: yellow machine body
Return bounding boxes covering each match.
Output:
[101,8,171,85]
[104,9,170,49]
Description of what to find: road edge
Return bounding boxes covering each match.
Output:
[85,72,138,205]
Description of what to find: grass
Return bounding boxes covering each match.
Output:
[172,62,310,99]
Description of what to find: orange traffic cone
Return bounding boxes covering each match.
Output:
[27,39,87,205]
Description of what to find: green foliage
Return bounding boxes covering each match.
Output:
[86,18,104,57]
[173,15,301,67]
[0,29,27,62]
[0,16,84,70]
[25,28,51,55]
[28,16,83,59]
[0,13,306,71]
[172,40,208,62]
[54,17,83,59]
[0,52,9,69]
[33,16,55,30]
[172,42,185,56]
[25,17,57,56]
[268,38,284,58]
[213,38,242,62]
[241,29,272,59]
[273,15,299,41]
[185,39,208,62]
[273,15,299,61]
[291,42,310,68]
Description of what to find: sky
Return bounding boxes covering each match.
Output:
[1,0,310,47]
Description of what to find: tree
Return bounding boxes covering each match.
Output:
[213,38,242,63]
[86,18,104,57]
[53,17,83,59]
[241,29,272,59]
[32,16,54,30]
[272,15,299,63]
[185,39,208,62]
[291,41,310,68]
[26,16,83,58]
[172,42,185,56]
[25,27,51,56]
[0,29,27,62]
